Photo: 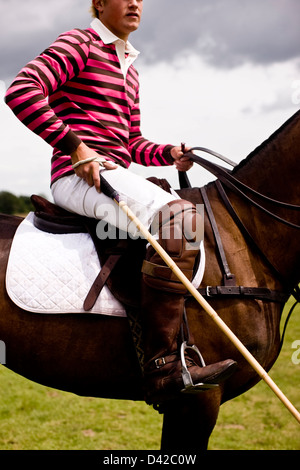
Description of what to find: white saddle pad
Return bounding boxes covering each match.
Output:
[6,213,205,316]
[6,213,127,316]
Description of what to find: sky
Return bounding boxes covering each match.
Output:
[0,0,299,199]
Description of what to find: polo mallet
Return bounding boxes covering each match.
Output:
[100,174,300,425]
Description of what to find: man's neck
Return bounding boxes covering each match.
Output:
[97,16,129,42]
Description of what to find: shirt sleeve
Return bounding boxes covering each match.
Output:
[128,86,174,167]
[4,30,89,155]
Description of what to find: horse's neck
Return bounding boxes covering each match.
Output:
[181,112,300,290]
[230,110,300,287]
[234,110,300,206]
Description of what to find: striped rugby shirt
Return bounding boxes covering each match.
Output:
[5,21,174,185]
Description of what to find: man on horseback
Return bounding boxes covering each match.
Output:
[5,0,236,407]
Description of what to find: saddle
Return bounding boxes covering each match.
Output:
[30,177,172,311]
[30,194,147,311]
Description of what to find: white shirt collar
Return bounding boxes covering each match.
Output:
[90,18,140,60]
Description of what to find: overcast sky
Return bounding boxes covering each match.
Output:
[1,0,299,198]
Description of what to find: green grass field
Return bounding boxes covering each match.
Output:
[0,296,299,450]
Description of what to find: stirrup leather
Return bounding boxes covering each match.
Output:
[180,341,219,393]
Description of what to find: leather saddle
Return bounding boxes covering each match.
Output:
[30,178,172,311]
[30,194,147,310]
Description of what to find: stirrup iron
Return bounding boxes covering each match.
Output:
[180,341,219,394]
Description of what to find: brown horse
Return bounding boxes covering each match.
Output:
[0,110,300,450]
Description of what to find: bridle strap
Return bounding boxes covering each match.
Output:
[188,148,300,209]
[179,148,300,229]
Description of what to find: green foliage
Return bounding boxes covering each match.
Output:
[0,191,34,215]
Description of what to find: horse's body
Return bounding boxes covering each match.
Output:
[0,110,300,450]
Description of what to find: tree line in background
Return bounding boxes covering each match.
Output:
[0,191,35,215]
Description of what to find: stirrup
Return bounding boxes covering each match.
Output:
[180,341,219,394]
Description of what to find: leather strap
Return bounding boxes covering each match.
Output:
[200,186,236,286]
[215,180,285,283]
[84,254,121,311]
[142,260,193,283]
[185,151,300,229]
[145,352,179,372]
[197,286,288,303]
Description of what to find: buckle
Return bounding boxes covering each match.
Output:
[154,357,166,369]
[206,286,212,297]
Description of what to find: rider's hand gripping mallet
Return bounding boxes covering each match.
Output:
[100,174,300,425]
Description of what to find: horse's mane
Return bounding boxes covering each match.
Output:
[232,109,300,174]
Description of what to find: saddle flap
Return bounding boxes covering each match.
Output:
[31,195,86,234]
[30,195,147,308]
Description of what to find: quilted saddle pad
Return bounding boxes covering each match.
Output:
[5,212,127,316]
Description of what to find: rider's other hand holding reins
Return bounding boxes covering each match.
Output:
[71,142,118,193]
[171,145,194,172]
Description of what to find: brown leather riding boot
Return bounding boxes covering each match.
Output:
[141,200,237,406]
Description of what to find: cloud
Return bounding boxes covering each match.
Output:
[1,0,300,82]
[136,55,298,158]
[134,0,300,67]
[0,80,52,197]
[0,0,91,80]
[1,0,299,197]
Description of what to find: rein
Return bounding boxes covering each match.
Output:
[180,146,300,281]
[184,148,300,229]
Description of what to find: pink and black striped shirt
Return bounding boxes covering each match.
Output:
[5,20,174,185]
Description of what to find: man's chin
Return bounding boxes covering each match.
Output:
[125,18,141,31]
